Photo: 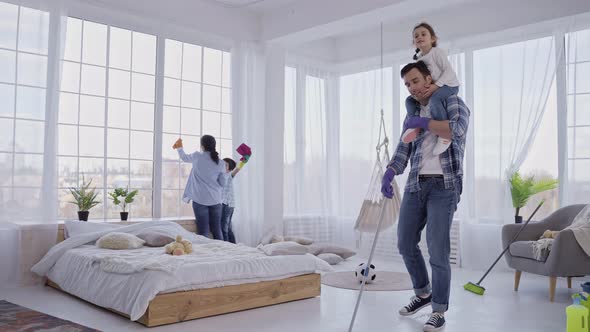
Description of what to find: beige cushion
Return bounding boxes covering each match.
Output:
[136,231,174,247]
[260,241,309,256]
[96,232,145,250]
[313,243,356,259]
[284,236,314,245]
[317,253,343,265]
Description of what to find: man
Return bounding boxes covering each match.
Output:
[381,61,470,332]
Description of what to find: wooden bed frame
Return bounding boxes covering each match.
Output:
[49,221,321,327]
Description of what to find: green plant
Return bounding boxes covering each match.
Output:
[510,171,558,217]
[108,187,138,212]
[68,178,100,211]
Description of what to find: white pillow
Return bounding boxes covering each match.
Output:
[314,243,356,259]
[96,232,145,250]
[260,241,309,256]
[65,220,121,239]
[317,253,344,265]
[284,236,314,245]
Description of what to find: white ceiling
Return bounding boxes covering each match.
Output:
[207,0,299,13]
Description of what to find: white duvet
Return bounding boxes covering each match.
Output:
[31,221,332,320]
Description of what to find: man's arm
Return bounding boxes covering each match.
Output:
[426,95,469,140]
[387,116,412,175]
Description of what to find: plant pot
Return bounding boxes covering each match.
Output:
[515,215,523,224]
[78,211,89,221]
[120,212,129,221]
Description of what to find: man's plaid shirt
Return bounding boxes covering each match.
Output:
[388,94,470,194]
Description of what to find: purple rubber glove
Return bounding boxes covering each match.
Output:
[381,167,395,199]
[405,116,430,131]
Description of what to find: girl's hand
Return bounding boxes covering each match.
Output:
[422,83,439,99]
[172,138,183,149]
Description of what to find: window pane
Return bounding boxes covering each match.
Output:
[78,158,104,191]
[575,62,590,93]
[164,39,182,79]
[14,119,44,153]
[130,189,152,217]
[16,86,45,120]
[79,95,104,126]
[108,69,130,99]
[130,160,152,189]
[219,138,232,156]
[574,127,590,158]
[181,81,200,108]
[182,43,202,82]
[109,27,131,70]
[202,111,220,137]
[59,187,77,219]
[221,113,232,139]
[58,124,77,155]
[18,7,49,54]
[162,161,179,189]
[108,98,129,128]
[221,88,231,113]
[0,83,15,117]
[130,131,153,160]
[202,84,221,111]
[132,32,156,74]
[80,64,105,96]
[203,47,222,86]
[163,106,180,134]
[0,118,13,151]
[0,2,18,50]
[163,78,180,106]
[79,126,104,157]
[13,188,41,210]
[60,61,80,93]
[162,133,179,161]
[222,51,231,87]
[17,53,47,87]
[130,102,153,131]
[63,18,82,62]
[13,153,43,186]
[59,92,78,124]
[107,128,129,158]
[131,73,154,102]
[574,29,590,63]
[82,21,107,66]
[161,190,179,217]
[575,94,590,126]
[107,158,129,188]
[58,156,77,190]
[181,108,200,135]
[0,50,16,84]
[0,153,12,186]
[182,135,200,154]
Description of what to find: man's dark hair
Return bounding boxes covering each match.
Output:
[223,158,236,171]
[400,60,431,79]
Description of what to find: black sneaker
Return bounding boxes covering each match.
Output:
[398,294,432,316]
[423,312,445,331]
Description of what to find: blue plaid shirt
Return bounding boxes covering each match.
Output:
[388,94,470,194]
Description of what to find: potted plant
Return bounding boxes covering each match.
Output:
[67,178,101,221]
[108,187,138,221]
[509,171,558,223]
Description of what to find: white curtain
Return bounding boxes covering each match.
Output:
[230,42,267,246]
[473,36,559,224]
[283,64,339,242]
[0,1,66,286]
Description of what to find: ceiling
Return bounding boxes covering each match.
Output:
[207,0,299,13]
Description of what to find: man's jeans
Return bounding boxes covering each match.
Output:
[397,176,458,313]
[192,201,223,240]
[221,204,236,243]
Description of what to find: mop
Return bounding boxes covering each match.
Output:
[464,199,545,295]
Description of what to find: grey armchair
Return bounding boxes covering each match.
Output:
[502,204,589,301]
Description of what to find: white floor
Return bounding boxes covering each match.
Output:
[0,257,581,332]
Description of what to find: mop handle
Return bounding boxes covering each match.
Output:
[476,200,544,285]
[348,196,388,332]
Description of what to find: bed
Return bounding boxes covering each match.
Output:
[33,221,329,327]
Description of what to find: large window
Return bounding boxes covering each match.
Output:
[58,18,157,219]
[566,28,590,205]
[0,3,49,217]
[161,39,232,218]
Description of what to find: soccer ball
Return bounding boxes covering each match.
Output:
[354,263,377,284]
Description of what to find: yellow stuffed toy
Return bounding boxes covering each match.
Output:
[165,235,193,256]
[541,230,560,239]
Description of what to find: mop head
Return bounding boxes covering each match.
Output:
[464,282,485,295]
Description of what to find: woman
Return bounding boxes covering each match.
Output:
[173,135,228,240]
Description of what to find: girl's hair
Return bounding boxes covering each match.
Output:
[201,135,220,164]
[412,22,438,60]
[223,158,236,171]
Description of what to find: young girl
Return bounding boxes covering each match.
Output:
[402,22,460,155]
